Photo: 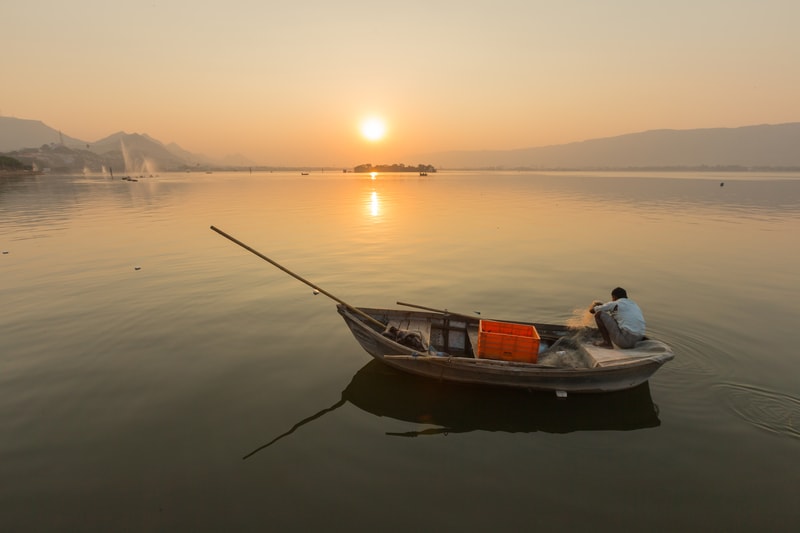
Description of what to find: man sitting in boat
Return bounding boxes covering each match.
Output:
[589,287,645,349]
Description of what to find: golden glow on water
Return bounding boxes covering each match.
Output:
[2,170,800,531]
[369,190,380,217]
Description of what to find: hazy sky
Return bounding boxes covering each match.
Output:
[3,1,799,166]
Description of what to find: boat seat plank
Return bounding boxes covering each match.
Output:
[583,339,673,368]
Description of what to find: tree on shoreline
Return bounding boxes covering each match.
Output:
[0,155,24,170]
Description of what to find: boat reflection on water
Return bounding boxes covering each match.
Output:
[243,360,661,458]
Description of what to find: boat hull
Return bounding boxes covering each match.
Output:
[337,304,673,393]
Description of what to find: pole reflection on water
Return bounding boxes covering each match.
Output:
[243,360,660,458]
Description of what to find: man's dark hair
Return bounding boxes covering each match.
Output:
[612,287,628,299]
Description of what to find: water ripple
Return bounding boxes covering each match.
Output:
[714,382,800,440]
[657,329,722,382]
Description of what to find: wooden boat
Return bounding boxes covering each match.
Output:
[337,304,674,394]
[209,226,674,394]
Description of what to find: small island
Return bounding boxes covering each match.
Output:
[353,163,436,174]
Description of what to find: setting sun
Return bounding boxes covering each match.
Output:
[360,117,386,142]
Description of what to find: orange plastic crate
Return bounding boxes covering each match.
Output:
[477,320,540,363]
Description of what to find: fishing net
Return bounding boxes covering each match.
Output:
[382,325,428,352]
[537,327,601,369]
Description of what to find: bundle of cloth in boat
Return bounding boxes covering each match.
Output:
[382,325,428,351]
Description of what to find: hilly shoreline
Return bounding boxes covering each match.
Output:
[2,116,800,172]
[414,123,800,170]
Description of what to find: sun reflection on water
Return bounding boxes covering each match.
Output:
[370,190,380,217]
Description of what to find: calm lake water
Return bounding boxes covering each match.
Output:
[1,170,799,531]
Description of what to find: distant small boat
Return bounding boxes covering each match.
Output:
[419,172,428,176]
[301,172,309,175]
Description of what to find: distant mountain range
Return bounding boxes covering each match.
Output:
[2,116,799,171]
[0,116,248,173]
[0,117,87,150]
[414,122,800,169]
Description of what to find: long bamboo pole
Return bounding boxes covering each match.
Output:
[210,226,386,330]
[396,301,478,320]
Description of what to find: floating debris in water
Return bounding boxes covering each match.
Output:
[312,289,320,295]
[720,182,724,187]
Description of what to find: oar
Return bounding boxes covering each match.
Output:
[210,225,386,330]
[396,301,479,320]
